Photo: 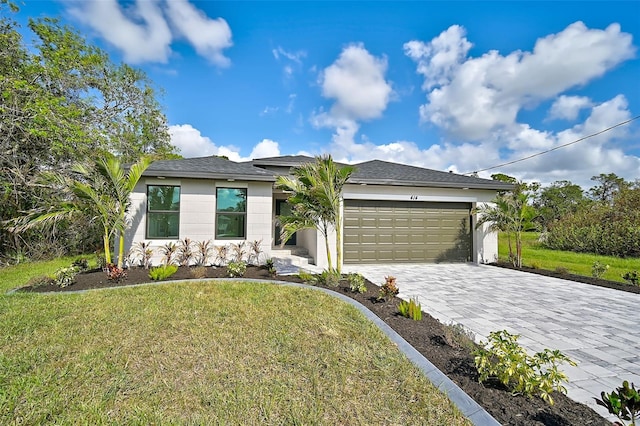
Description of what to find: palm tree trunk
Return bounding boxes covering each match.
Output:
[103,233,111,265]
[117,234,125,269]
[335,212,343,274]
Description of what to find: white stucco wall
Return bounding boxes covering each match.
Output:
[125,178,272,266]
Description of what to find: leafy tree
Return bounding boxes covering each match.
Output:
[589,173,629,205]
[8,155,151,267]
[275,155,355,273]
[533,180,587,230]
[0,4,174,260]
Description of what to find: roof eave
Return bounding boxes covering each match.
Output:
[347,178,514,191]
[142,170,276,182]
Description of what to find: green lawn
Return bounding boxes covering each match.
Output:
[0,262,470,425]
[499,232,640,284]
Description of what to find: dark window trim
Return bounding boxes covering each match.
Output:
[146,184,180,240]
[215,187,247,240]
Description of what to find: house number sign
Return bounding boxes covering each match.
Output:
[410,195,418,200]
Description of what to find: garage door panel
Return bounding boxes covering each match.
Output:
[344,200,471,263]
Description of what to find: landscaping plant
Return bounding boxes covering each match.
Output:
[248,239,264,265]
[195,240,214,266]
[377,275,399,301]
[592,261,609,279]
[347,272,367,293]
[313,269,341,287]
[131,241,154,268]
[227,261,247,278]
[473,330,576,405]
[231,242,246,263]
[53,265,80,288]
[265,258,277,276]
[622,271,639,286]
[148,264,179,281]
[160,242,178,265]
[105,263,127,282]
[397,297,422,321]
[214,245,229,266]
[177,238,195,266]
[595,380,640,426]
[297,270,314,283]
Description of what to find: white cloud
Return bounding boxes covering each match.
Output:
[548,95,593,121]
[67,0,172,63]
[405,22,635,140]
[66,0,232,66]
[272,46,306,64]
[169,125,280,162]
[319,43,393,121]
[164,0,232,67]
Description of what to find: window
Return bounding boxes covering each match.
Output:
[216,188,247,239]
[147,185,180,239]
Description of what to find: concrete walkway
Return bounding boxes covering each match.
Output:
[343,263,640,421]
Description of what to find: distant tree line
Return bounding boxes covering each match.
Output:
[1,1,177,262]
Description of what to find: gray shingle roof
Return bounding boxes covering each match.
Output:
[348,160,514,190]
[144,155,275,181]
[249,155,316,167]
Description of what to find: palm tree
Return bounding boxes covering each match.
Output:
[276,155,355,273]
[9,154,150,267]
[475,183,534,268]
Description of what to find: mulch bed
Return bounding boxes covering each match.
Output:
[16,265,611,426]
[491,261,640,295]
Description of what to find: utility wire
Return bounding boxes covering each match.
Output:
[467,115,640,175]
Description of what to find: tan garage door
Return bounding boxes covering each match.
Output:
[343,200,472,263]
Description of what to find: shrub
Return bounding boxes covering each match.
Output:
[105,263,127,282]
[594,380,640,426]
[190,266,208,279]
[177,238,195,266]
[314,269,341,287]
[230,242,246,263]
[473,330,576,405]
[149,264,179,281]
[529,262,541,270]
[132,242,154,268]
[397,297,422,321]
[443,322,476,350]
[214,245,228,266]
[25,275,55,289]
[347,272,366,293]
[377,276,399,301]
[159,242,178,265]
[622,271,639,286]
[72,258,89,271]
[248,239,264,265]
[54,266,80,288]
[297,270,314,283]
[592,261,609,279]
[554,266,569,275]
[265,258,276,276]
[227,261,247,278]
[195,240,214,266]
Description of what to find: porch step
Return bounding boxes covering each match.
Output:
[270,246,316,272]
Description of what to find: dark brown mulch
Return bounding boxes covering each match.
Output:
[491,261,640,295]
[16,265,610,426]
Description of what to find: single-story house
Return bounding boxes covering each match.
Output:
[126,155,513,268]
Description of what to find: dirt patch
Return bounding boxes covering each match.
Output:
[16,265,610,426]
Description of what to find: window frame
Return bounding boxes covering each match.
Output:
[215,187,247,240]
[146,184,181,239]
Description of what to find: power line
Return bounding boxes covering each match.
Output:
[467,115,640,175]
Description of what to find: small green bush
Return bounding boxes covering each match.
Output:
[347,273,366,293]
[72,258,89,271]
[473,330,576,405]
[297,270,314,283]
[443,322,476,350]
[594,380,640,426]
[227,261,247,278]
[149,264,179,281]
[105,263,127,282]
[397,297,422,321]
[622,270,639,286]
[554,266,570,275]
[265,258,276,276]
[54,266,80,288]
[314,269,341,287]
[377,276,399,301]
[591,261,609,279]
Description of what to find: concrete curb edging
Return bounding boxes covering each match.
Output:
[6,278,501,425]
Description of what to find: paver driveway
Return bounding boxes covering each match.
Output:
[343,263,640,420]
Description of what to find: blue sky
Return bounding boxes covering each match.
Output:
[18,1,640,187]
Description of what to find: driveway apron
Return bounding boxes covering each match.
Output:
[344,263,640,421]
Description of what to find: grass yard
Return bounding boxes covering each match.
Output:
[499,232,640,284]
[0,263,469,425]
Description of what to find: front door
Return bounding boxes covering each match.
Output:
[275,199,296,246]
